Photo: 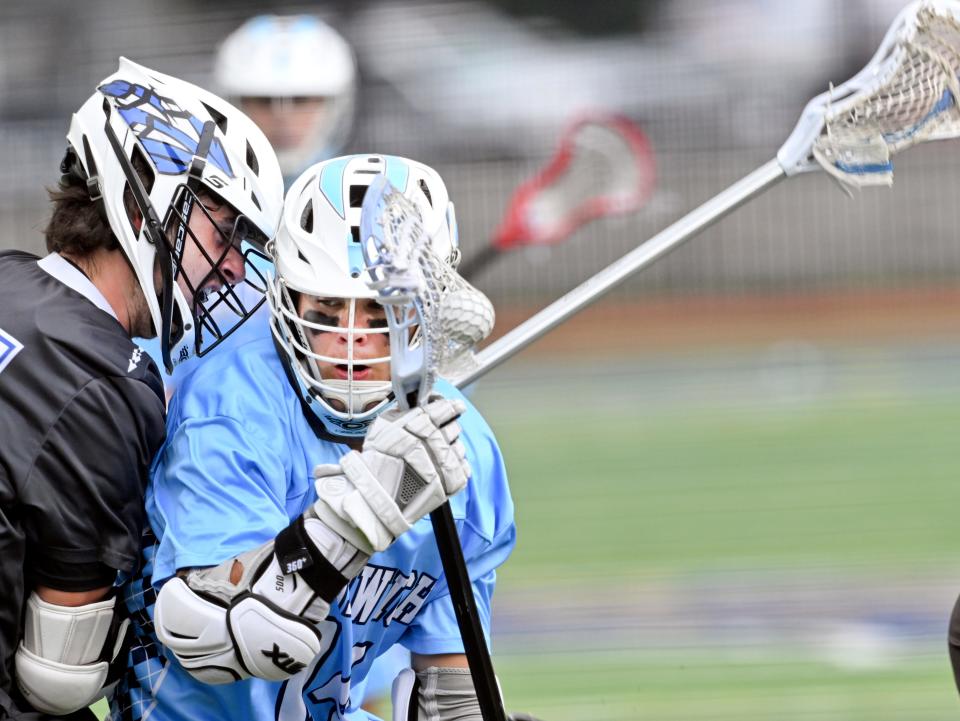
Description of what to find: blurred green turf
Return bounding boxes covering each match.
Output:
[477,389,960,720]
[496,651,958,721]
[491,396,960,583]
[92,698,107,720]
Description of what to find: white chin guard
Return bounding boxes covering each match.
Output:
[319,378,392,415]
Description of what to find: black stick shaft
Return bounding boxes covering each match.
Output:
[457,244,501,281]
[430,503,507,721]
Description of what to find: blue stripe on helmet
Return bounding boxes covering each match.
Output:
[384,156,409,193]
[319,156,351,218]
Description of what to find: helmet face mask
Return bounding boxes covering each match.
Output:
[269,154,459,439]
[66,57,284,371]
[275,284,394,433]
[160,184,273,357]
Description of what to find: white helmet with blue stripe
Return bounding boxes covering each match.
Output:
[268,154,460,439]
[214,15,357,177]
[64,57,284,371]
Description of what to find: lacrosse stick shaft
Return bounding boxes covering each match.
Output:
[415,379,505,721]
[430,504,506,721]
[454,158,786,388]
[457,244,502,280]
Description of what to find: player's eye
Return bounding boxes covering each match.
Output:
[217,219,241,244]
[241,96,273,109]
[302,310,340,331]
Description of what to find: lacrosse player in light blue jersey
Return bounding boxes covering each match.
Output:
[113,155,516,721]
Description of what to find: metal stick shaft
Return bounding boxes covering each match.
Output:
[454,158,786,388]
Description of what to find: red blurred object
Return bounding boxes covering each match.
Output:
[492,114,656,251]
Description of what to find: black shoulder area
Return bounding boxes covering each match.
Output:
[0,249,38,262]
[0,251,165,408]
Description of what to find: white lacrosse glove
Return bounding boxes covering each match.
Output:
[313,396,471,555]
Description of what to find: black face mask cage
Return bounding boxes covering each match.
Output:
[161,182,271,359]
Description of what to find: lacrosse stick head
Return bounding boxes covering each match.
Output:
[361,175,495,410]
[778,0,960,188]
[492,114,656,250]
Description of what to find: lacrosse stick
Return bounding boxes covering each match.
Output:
[359,176,504,721]
[457,114,656,279]
[450,0,960,389]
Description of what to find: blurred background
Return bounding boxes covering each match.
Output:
[4,1,960,719]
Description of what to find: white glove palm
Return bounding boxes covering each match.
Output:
[313,396,470,555]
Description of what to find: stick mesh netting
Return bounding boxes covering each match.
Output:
[364,182,495,390]
[814,4,960,187]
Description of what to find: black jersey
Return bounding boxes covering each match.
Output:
[0,251,165,716]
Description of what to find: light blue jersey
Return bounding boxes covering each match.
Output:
[113,330,515,721]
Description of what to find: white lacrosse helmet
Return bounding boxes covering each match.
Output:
[214,15,357,177]
[64,57,284,371]
[268,154,460,439]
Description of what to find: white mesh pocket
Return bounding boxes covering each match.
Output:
[813,4,960,187]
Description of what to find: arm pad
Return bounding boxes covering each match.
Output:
[154,507,367,684]
[15,591,130,715]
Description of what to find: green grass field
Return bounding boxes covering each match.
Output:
[474,357,960,721]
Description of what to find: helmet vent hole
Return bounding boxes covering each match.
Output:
[202,102,228,134]
[349,185,367,208]
[350,226,360,244]
[250,191,261,211]
[129,145,155,193]
[121,145,155,235]
[245,141,259,176]
[418,178,433,207]
[301,202,314,232]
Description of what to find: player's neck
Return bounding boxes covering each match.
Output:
[63,247,141,335]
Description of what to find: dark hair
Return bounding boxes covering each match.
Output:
[45,147,154,256]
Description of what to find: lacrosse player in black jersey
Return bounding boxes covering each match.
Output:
[0,58,282,719]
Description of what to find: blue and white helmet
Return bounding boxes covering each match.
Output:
[65,57,284,371]
[268,155,460,439]
[214,15,357,177]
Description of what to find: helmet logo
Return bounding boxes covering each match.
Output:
[99,80,235,179]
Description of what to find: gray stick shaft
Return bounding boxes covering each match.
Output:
[453,158,787,389]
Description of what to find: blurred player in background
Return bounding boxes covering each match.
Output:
[114,155,516,721]
[215,14,357,185]
[0,58,282,719]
